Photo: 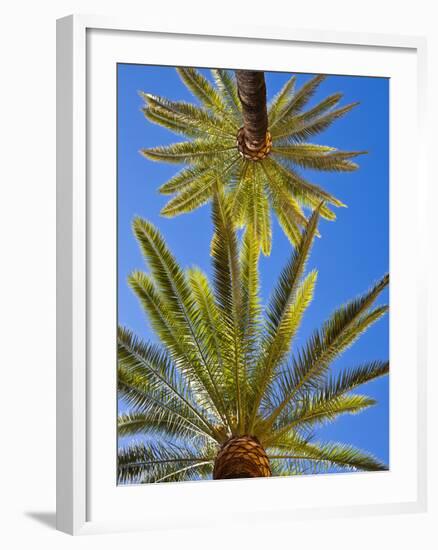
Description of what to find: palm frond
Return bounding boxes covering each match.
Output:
[240,226,262,371]
[142,92,235,139]
[160,154,241,217]
[118,410,214,443]
[324,360,390,395]
[248,208,320,429]
[269,75,326,133]
[267,159,344,222]
[273,101,359,142]
[210,189,245,430]
[160,173,214,217]
[118,327,218,435]
[266,275,389,425]
[263,206,320,339]
[128,271,191,366]
[158,164,209,195]
[141,139,235,164]
[272,144,365,172]
[268,394,376,441]
[187,268,234,430]
[267,75,297,127]
[210,69,242,122]
[260,160,309,245]
[126,223,230,427]
[118,440,215,484]
[248,164,272,255]
[269,440,387,472]
[177,68,232,119]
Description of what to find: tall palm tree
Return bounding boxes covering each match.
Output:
[141,68,363,254]
[117,196,389,483]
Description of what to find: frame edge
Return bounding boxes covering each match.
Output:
[56,14,87,535]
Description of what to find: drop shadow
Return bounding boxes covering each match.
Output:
[25,511,57,530]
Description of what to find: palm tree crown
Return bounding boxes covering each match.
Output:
[141,68,364,254]
[118,194,389,484]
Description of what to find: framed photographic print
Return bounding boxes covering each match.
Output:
[56,15,427,535]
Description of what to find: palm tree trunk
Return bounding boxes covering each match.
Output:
[235,70,271,159]
[213,435,271,479]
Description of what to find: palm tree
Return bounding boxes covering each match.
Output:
[141,68,363,254]
[117,196,389,483]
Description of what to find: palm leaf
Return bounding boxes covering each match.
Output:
[210,189,244,430]
[267,394,376,441]
[267,75,297,127]
[118,440,215,483]
[247,208,321,430]
[142,92,235,138]
[260,160,309,245]
[118,327,218,435]
[127,222,231,426]
[272,144,365,172]
[268,158,345,212]
[141,139,235,164]
[211,69,242,121]
[273,101,359,142]
[267,275,389,425]
[240,226,262,371]
[269,441,387,473]
[269,75,326,133]
[118,410,214,443]
[177,67,231,119]
[160,173,214,217]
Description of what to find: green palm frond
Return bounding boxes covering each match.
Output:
[246,207,320,432]
[160,172,215,217]
[267,75,297,126]
[177,67,229,116]
[118,327,219,437]
[324,360,389,395]
[160,155,240,217]
[269,441,387,474]
[272,144,365,172]
[140,68,362,253]
[263,276,389,429]
[268,74,326,133]
[273,361,389,436]
[240,226,262,366]
[260,160,310,245]
[158,164,211,195]
[263,206,320,342]
[266,158,345,220]
[118,440,215,484]
[142,92,236,138]
[267,394,376,441]
[210,190,245,430]
[211,69,242,121]
[141,139,235,164]
[273,101,359,142]
[117,410,214,443]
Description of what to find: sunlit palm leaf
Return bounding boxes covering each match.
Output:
[269,441,387,474]
[118,440,215,484]
[211,69,242,121]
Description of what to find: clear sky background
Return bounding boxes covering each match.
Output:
[117,64,389,468]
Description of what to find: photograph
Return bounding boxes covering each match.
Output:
[116,64,389,484]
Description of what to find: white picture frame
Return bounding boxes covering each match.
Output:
[56,14,428,535]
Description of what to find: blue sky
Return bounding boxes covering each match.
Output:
[117,64,389,468]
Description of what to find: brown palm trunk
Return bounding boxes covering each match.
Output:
[213,435,271,479]
[235,70,271,160]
